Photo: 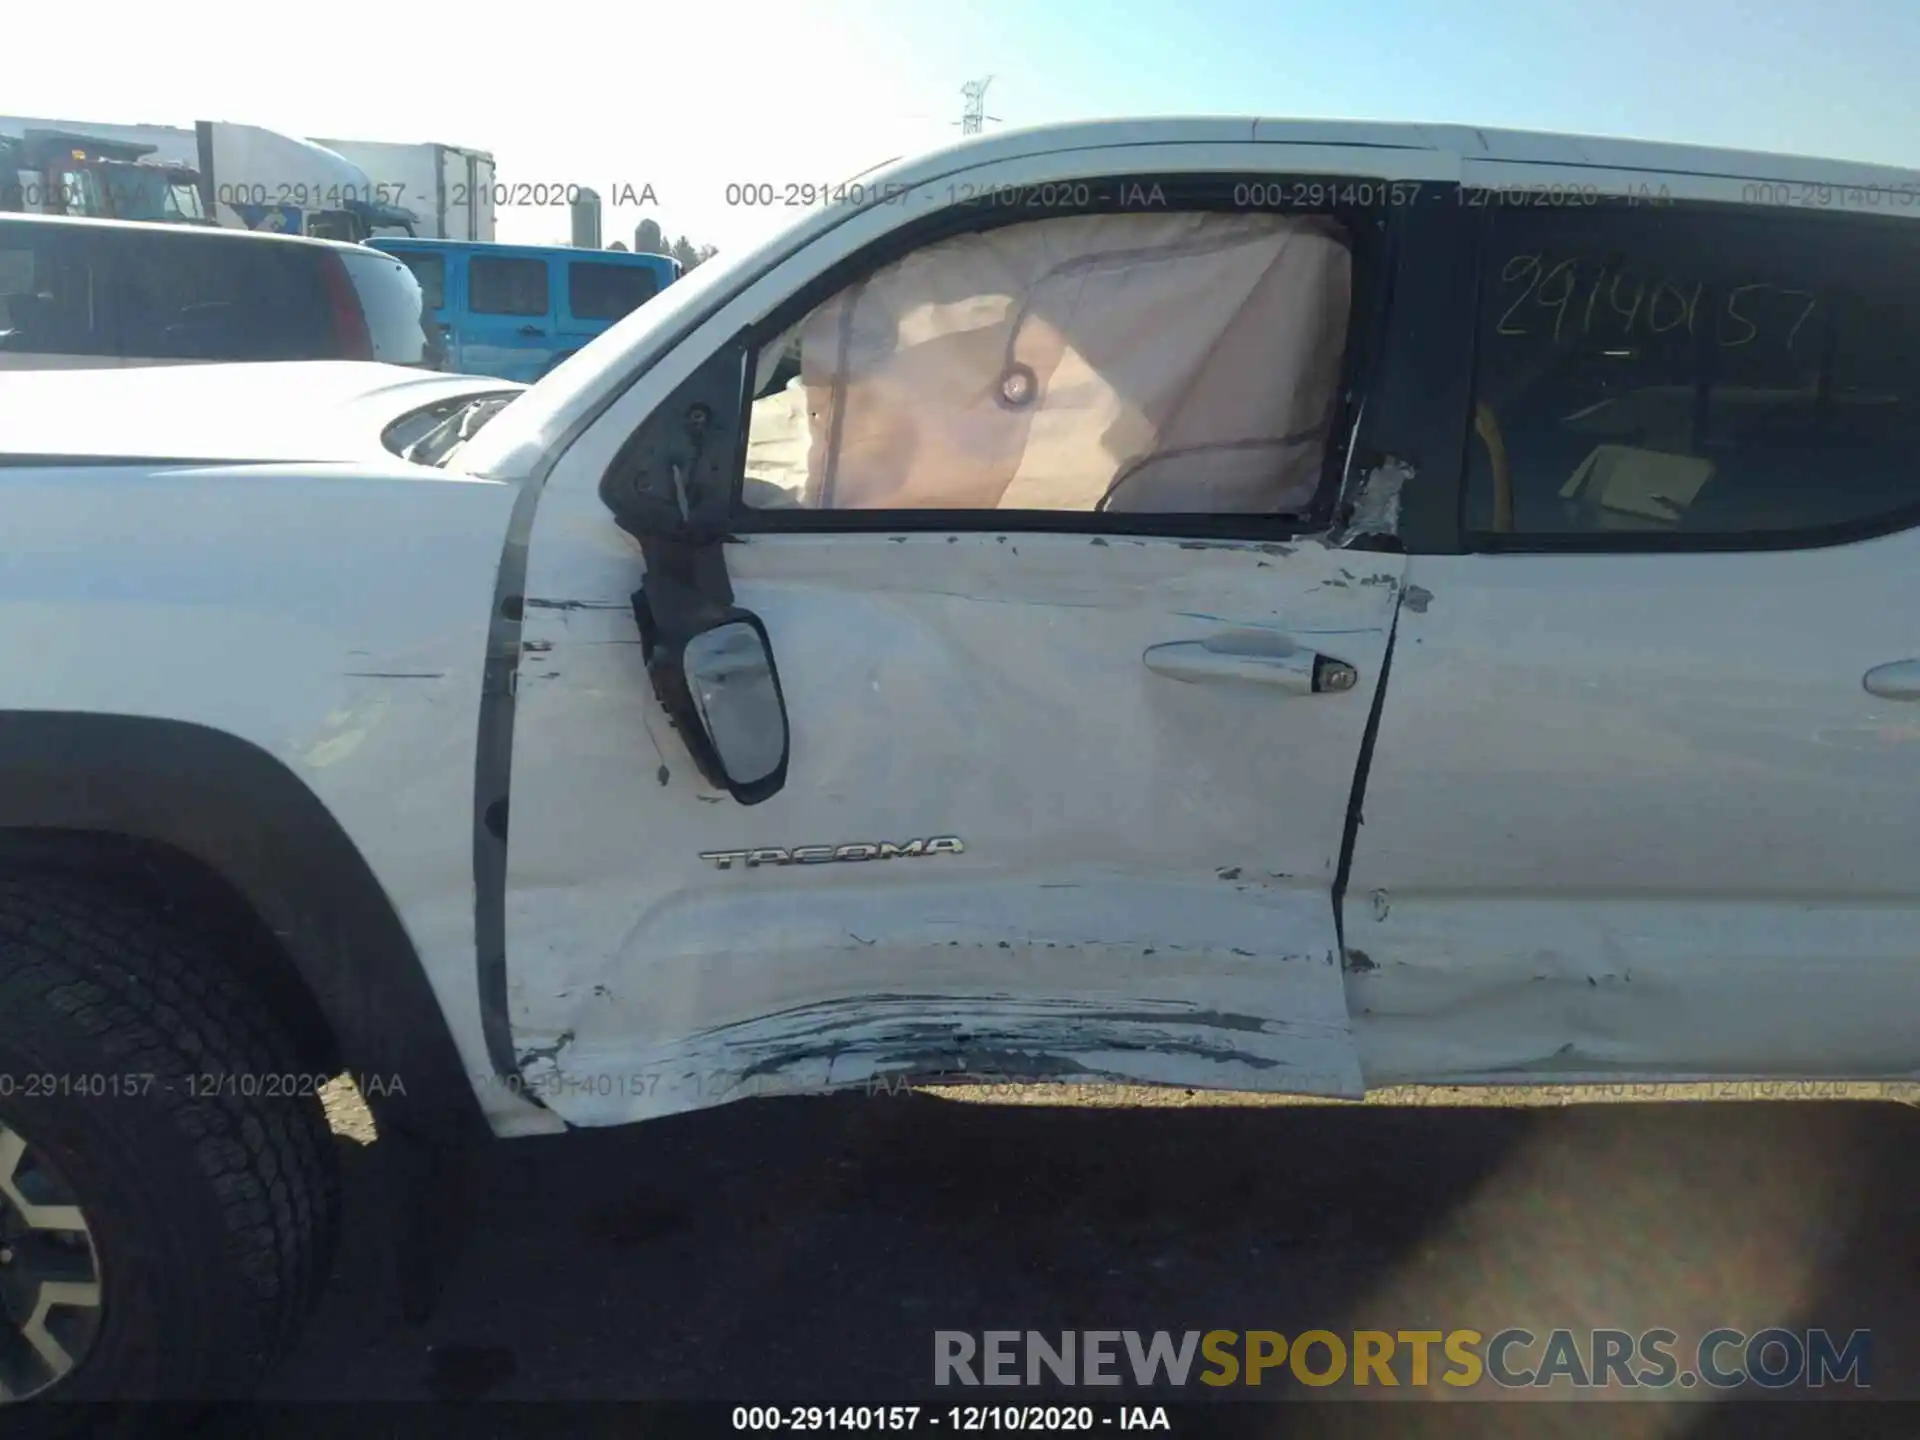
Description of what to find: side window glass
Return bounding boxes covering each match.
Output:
[105,233,331,361]
[0,241,31,329]
[470,257,549,317]
[741,210,1355,514]
[568,261,657,322]
[399,253,445,310]
[0,235,94,353]
[58,170,101,216]
[1469,208,1920,538]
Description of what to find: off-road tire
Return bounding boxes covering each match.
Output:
[0,875,341,1417]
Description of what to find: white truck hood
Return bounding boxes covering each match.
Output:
[0,361,523,465]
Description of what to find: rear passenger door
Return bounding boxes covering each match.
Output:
[1344,190,1920,1085]
[464,251,554,381]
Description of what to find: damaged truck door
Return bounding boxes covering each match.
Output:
[592,342,795,806]
[502,152,1432,1123]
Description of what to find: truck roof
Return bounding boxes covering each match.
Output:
[312,137,495,161]
[872,116,1920,193]
[0,210,376,254]
[449,114,1920,484]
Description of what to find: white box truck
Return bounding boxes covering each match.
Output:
[311,139,497,241]
[0,115,417,240]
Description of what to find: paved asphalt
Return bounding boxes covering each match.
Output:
[186,1083,1920,1437]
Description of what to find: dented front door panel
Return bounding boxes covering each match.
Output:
[503,526,1404,1124]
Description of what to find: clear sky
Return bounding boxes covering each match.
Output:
[14,0,1920,254]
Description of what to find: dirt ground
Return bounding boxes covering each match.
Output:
[190,1080,1920,1433]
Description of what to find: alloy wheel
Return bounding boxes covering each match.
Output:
[0,1120,104,1401]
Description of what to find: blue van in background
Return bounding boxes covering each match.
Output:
[369,238,679,381]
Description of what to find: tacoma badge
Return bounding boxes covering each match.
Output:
[699,838,964,870]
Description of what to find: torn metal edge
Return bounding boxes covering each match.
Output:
[1327,456,1415,549]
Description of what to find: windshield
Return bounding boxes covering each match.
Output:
[95,164,199,222]
[166,180,206,221]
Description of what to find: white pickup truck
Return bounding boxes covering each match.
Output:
[6,117,1920,1408]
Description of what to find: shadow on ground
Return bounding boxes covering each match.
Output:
[190,1092,1919,1436]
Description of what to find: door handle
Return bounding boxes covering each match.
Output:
[1863,660,1920,700]
[518,324,545,336]
[1143,634,1359,694]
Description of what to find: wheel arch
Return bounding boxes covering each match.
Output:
[0,711,485,1147]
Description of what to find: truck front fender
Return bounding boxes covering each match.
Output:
[0,710,484,1143]
[0,710,492,1318]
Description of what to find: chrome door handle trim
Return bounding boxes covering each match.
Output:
[1143,635,1358,694]
[1863,660,1920,701]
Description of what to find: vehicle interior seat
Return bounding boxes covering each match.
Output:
[783,210,1354,514]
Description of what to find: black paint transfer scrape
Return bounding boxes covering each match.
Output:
[1330,596,1402,960]
[472,481,541,1094]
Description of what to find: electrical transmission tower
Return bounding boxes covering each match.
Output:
[959,75,1000,135]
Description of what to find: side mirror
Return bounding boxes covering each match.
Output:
[600,343,748,541]
[652,609,790,804]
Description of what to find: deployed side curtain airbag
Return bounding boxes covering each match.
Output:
[786,211,1352,512]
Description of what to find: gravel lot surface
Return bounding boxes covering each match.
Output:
[188,1080,1920,1436]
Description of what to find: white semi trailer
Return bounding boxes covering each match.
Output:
[310,138,497,241]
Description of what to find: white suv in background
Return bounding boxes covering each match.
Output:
[0,212,439,370]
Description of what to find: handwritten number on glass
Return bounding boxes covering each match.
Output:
[1497,254,1819,348]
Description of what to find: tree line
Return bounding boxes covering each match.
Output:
[612,217,718,271]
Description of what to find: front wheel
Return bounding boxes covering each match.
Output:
[0,878,340,1416]
[0,1114,102,1405]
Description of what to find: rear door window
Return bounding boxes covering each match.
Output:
[1468,206,1920,541]
[469,256,549,316]
[99,226,336,361]
[0,224,108,359]
[394,251,445,310]
[567,260,657,322]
